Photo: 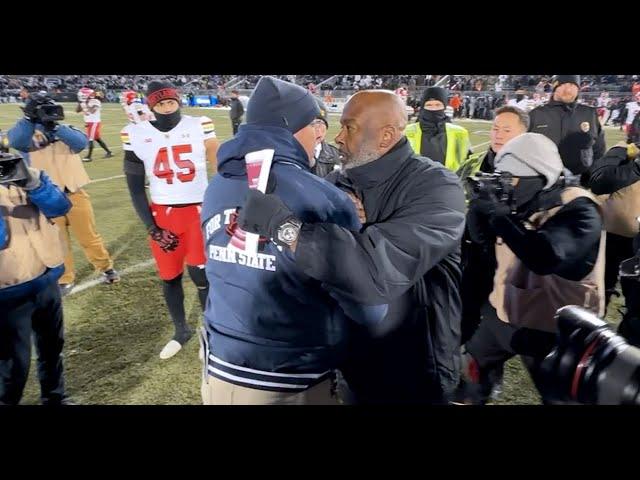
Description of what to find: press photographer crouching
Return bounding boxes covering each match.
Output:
[0,150,72,405]
[456,132,605,404]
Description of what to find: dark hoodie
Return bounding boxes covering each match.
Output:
[200,124,387,392]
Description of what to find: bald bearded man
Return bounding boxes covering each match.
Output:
[238,90,466,404]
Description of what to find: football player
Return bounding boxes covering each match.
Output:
[121,90,155,124]
[77,87,113,162]
[122,81,219,359]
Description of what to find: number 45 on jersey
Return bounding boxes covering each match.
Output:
[153,144,195,184]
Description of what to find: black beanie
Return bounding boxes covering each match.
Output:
[551,75,581,91]
[420,87,448,108]
[146,81,180,109]
[315,98,329,128]
[246,76,320,133]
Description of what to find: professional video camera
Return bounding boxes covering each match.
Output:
[512,306,640,405]
[23,93,65,126]
[466,170,516,209]
[0,152,29,186]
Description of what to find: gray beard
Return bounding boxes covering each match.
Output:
[343,149,380,171]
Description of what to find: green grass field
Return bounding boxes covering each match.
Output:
[0,102,628,404]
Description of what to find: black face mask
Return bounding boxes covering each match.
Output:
[418,109,447,136]
[151,109,181,132]
[514,176,546,211]
[419,109,447,124]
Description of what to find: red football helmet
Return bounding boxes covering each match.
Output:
[78,87,94,102]
[121,90,138,105]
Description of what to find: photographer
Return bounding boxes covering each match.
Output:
[590,142,640,346]
[0,152,72,405]
[460,107,529,345]
[457,133,605,404]
[8,93,119,296]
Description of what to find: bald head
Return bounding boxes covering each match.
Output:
[335,90,408,170]
[346,90,408,132]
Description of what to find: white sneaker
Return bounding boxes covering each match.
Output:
[159,340,183,360]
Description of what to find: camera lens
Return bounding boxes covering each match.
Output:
[542,307,640,405]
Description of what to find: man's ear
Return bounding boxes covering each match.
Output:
[379,125,396,149]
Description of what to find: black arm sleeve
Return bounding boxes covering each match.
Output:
[296,168,466,305]
[589,146,640,194]
[491,197,602,280]
[123,150,154,229]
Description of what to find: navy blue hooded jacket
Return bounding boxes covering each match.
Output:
[201,124,386,392]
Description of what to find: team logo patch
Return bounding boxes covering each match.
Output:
[580,122,590,132]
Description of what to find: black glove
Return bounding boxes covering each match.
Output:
[466,198,511,245]
[148,225,179,252]
[469,197,511,219]
[237,189,297,241]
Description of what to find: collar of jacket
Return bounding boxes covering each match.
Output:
[216,124,311,177]
[547,99,577,112]
[345,138,412,189]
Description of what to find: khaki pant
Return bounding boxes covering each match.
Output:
[201,375,339,405]
[53,189,113,284]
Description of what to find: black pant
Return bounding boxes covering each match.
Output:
[231,119,241,135]
[465,304,547,401]
[0,282,65,405]
[460,235,496,344]
[604,232,635,307]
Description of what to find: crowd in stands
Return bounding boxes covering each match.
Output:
[1,74,638,105]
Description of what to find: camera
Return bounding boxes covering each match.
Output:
[466,170,515,207]
[513,306,640,405]
[35,103,64,124]
[0,152,29,186]
[24,93,65,126]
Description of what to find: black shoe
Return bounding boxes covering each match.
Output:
[42,396,76,405]
[102,269,120,284]
[104,152,114,158]
[451,351,502,405]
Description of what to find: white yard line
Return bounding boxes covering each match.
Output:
[90,174,125,184]
[471,140,491,149]
[67,259,156,296]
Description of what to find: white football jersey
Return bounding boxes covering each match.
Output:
[625,102,640,125]
[122,115,216,205]
[82,98,101,123]
[124,102,155,124]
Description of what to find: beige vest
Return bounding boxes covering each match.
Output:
[0,180,65,289]
[29,141,91,193]
[489,187,606,332]
[597,181,640,238]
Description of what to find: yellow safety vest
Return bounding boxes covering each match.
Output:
[405,122,470,173]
